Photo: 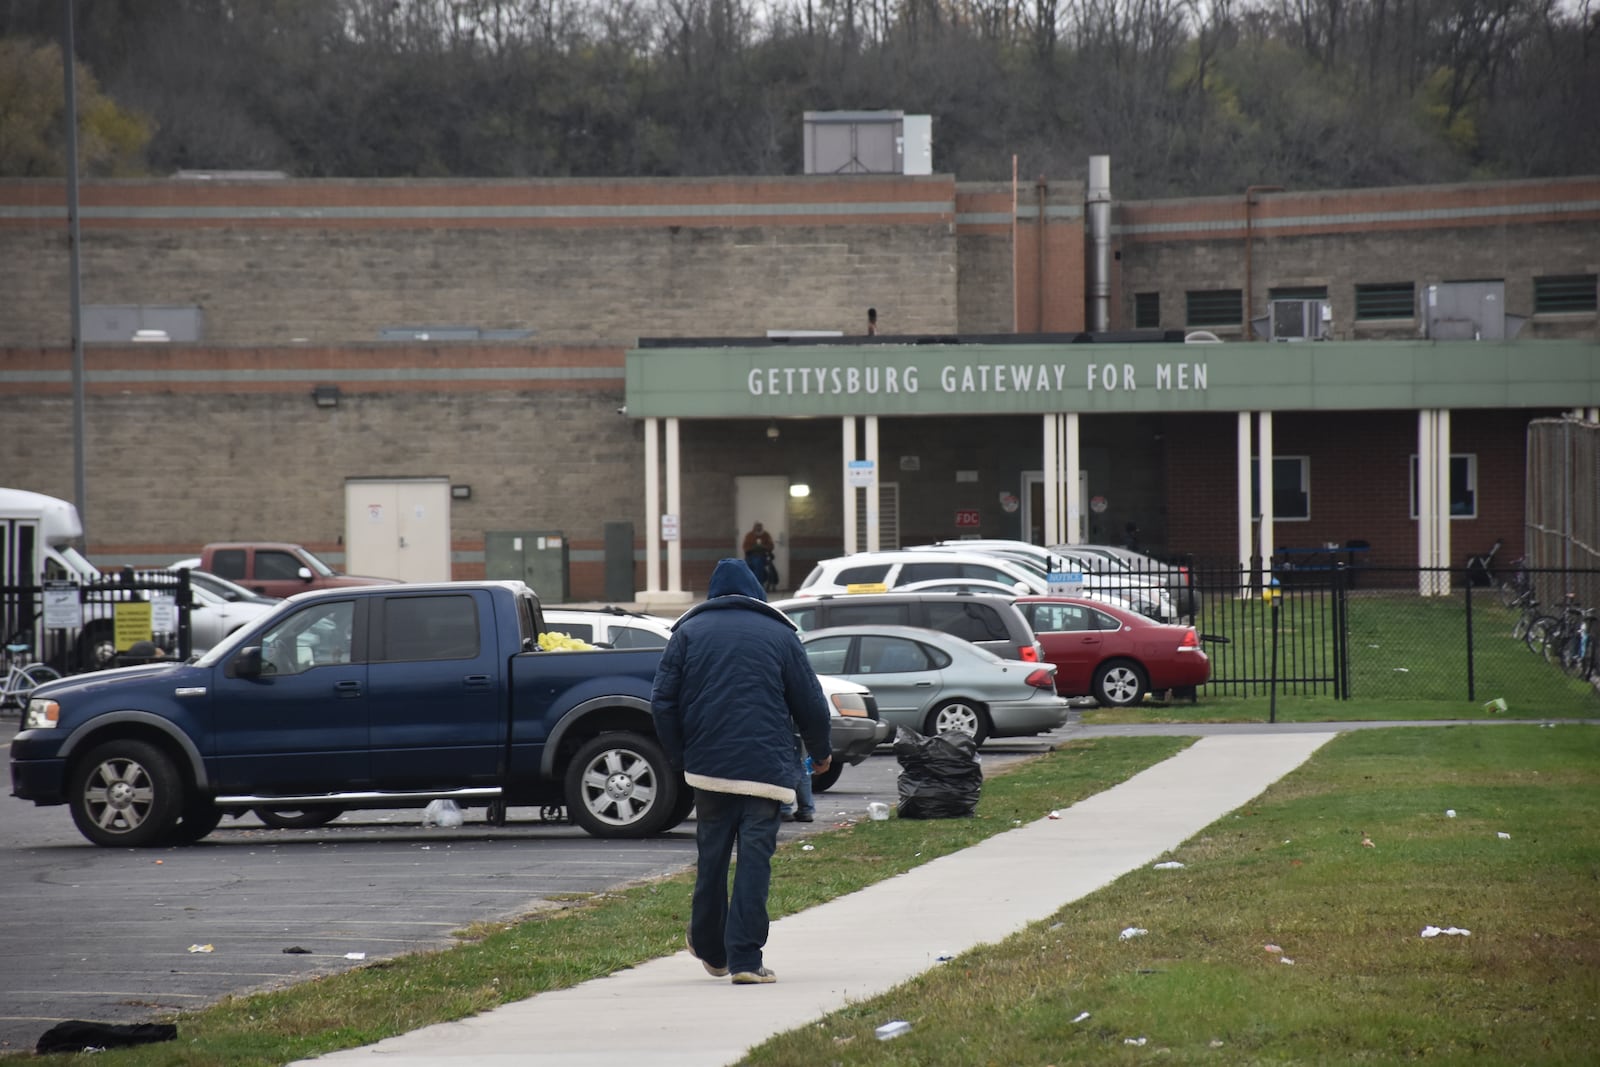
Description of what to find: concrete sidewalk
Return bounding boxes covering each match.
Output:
[293,731,1337,1067]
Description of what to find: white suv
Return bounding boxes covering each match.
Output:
[794,550,1047,599]
[540,608,675,649]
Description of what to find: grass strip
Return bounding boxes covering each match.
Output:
[28,735,1189,1066]
[745,723,1600,1065]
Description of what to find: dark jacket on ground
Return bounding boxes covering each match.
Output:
[651,558,832,803]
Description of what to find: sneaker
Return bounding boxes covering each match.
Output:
[685,932,728,977]
[793,811,814,822]
[731,967,777,985]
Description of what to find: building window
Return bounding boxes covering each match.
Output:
[1354,282,1415,320]
[1268,285,1329,302]
[1186,289,1242,327]
[1409,454,1478,519]
[1533,275,1598,314]
[1250,456,1311,521]
[1134,292,1160,329]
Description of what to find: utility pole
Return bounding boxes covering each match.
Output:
[63,0,88,536]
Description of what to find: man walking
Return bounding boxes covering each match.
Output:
[652,558,833,985]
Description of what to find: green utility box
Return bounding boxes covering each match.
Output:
[485,530,569,603]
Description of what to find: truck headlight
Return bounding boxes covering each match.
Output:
[25,699,60,730]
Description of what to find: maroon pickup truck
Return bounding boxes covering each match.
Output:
[188,542,398,599]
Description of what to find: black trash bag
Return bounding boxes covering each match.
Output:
[893,727,982,819]
[36,1020,177,1054]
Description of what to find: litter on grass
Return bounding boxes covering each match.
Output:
[874,1021,911,1041]
[1446,809,1456,817]
[1420,926,1470,938]
[1152,861,1185,869]
[1125,1037,1148,1046]
[1280,957,1295,965]
[1072,1012,1091,1024]
[801,844,815,852]
[1264,944,1283,954]
[1119,927,1149,940]
[1497,832,1511,839]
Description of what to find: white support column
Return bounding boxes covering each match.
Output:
[642,417,660,596]
[1436,409,1452,595]
[864,416,881,552]
[842,417,857,555]
[1043,414,1060,546]
[665,417,683,594]
[1064,413,1082,545]
[1417,409,1436,594]
[1258,411,1275,588]
[1237,412,1253,574]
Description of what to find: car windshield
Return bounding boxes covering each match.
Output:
[299,550,337,577]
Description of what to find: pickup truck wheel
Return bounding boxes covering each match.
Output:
[564,732,677,839]
[69,740,183,847]
[253,807,345,829]
[169,798,225,845]
[810,761,845,793]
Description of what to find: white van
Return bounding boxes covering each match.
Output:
[0,488,115,666]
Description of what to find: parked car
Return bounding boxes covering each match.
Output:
[177,568,281,606]
[911,540,1176,622]
[794,550,1046,599]
[771,590,1042,663]
[894,578,1145,618]
[813,673,893,792]
[178,542,398,600]
[540,608,675,649]
[1012,595,1210,708]
[1061,544,1199,617]
[797,624,1069,744]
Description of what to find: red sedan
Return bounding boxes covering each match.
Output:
[1013,596,1210,708]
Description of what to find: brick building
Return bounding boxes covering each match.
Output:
[1,169,1595,600]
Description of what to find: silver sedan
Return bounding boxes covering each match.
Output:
[798,624,1070,745]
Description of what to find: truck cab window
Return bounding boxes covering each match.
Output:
[259,601,355,675]
[380,594,480,661]
[212,549,246,580]
[256,551,305,582]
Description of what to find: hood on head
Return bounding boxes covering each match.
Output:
[707,557,766,601]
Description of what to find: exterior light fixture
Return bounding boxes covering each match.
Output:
[766,422,780,441]
[312,384,341,408]
[451,485,472,500]
[789,484,810,498]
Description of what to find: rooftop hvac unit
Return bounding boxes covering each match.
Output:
[803,111,932,175]
[1269,299,1331,341]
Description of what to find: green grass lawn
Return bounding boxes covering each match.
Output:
[1153,591,1598,722]
[744,724,1600,1065]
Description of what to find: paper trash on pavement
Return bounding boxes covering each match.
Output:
[187,944,214,953]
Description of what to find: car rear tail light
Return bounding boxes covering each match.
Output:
[1019,644,1040,662]
[1178,628,1200,651]
[1024,668,1056,690]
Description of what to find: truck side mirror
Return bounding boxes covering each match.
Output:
[233,646,264,678]
[297,567,314,582]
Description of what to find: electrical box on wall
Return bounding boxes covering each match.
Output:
[1268,299,1331,341]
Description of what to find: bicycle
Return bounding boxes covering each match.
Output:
[1,642,62,712]
[1551,607,1597,681]
[1508,588,1541,643]
[1497,554,1531,609]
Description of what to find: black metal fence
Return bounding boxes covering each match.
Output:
[1117,558,1599,707]
[1,569,194,674]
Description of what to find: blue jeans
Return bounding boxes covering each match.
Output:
[690,789,781,975]
[780,751,814,817]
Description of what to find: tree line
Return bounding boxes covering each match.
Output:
[1,0,1595,196]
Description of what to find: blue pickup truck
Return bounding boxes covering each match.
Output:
[10,581,699,847]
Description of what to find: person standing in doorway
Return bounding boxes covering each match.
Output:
[742,521,775,588]
[652,558,833,985]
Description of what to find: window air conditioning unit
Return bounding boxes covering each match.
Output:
[1269,299,1331,341]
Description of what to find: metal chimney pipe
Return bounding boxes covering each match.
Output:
[1087,156,1112,332]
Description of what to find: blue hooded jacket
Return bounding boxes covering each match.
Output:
[651,558,832,803]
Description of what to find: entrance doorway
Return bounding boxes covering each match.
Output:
[343,477,453,582]
[734,476,789,594]
[1022,470,1088,545]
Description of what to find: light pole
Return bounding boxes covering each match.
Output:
[1243,185,1283,341]
[63,0,88,536]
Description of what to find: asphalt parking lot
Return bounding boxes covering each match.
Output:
[0,716,1048,1055]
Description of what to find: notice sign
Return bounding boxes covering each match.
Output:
[150,594,178,635]
[43,582,82,630]
[954,509,981,528]
[114,601,154,652]
[847,460,876,488]
[1047,571,1084,596]
[661,514,680,542]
